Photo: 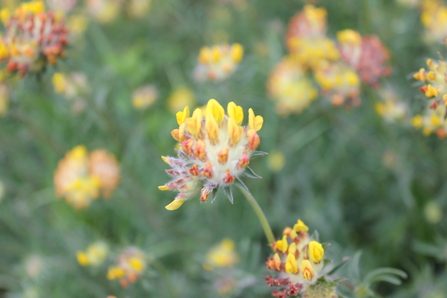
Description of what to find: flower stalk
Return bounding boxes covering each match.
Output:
[236,183,275,246]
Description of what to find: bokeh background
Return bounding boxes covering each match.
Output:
[1,0,447,297]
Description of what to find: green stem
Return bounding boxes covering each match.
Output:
[236,184,275,246]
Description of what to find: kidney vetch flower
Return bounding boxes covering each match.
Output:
[159,99,264,210]
[193,43,244,82]
[54,145,121,209]
[107,247,146,288]
[0,0,69,77]
[265,219,338,298]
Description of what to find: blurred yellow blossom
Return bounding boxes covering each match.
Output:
[68,14,89,36]
[89,150,121,198]
[86,0,120,24]
[375,87,408,123]
[167,85,196,114]
[286,5,339,68]
[421,0,447,43]
[194,43,244,82]
[337,30,391,87]
[132,85,158,110]
[204,238,239,270]
[54,146,120,209]
[267,56,317,116]
[0,0,69,77]
[159,99,264,210]
[52,72,89,113]
[267,150,286,172]
[77,242,109,266]
[314,61,360,107]
[107,247,146,288]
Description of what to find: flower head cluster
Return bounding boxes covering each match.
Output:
[77,242,109,266]
[0,1,69,77]
[286,5,339,69]
[268,5,391,113]
[52,72,89,113]
[132,84,158,110]
[412,47,447,137]
[54,145,121,209]
[267,57,317,116]
[265,219,331,297]
[314,61,360,106]
[159,99,263,210]
[107,247,146,288]
[421,0,447,43]
[194,43,244,82]
[203,238,239,271]
[375,87,408,123]
[337,29,391,87]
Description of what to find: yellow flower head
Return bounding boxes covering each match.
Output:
[266,219,328,294]
[267,56,318,116]
[314,61,360,107]
[54,146,120,209]
[194,43,244,82]
[375,87,408,123]
[159,99,264,210]
[421,0,447,43]
[108,247,146,288]
[267,149,285,172]
[132,85,158,110]
[204,238,239,270]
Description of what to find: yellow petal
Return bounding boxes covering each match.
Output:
[293,219,309,232]
[206,99,225,123]
[309,241,324,262]
[165,199,185,211]
[176,106,190,125]
[231,43,244,63]
[227,117,243,145]
[285,253,298,274]
[227,102,244,125]
[158,185,170,191]
[248,108,263,131]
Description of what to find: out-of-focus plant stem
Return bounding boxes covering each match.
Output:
[236,184,275,246]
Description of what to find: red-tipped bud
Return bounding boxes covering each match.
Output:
[430,102,438,109]
[189,164,199,176]
[200,187,212,202]
[247,129,261,151]
[237,151,250,169]
[223,169,235,184]
[201,161,213,178]
[217,147,229,164]
[182,139,194,155]
[194,139,206,160]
